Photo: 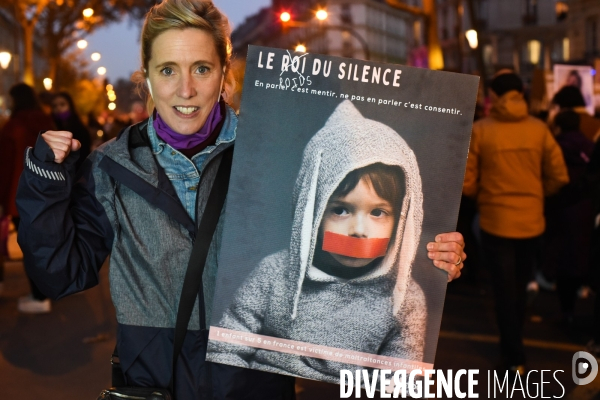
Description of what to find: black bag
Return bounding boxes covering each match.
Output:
[97,148,233,400]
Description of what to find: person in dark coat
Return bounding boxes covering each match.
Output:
[0,83,55,313]
[544,110,595,322]
[586,132,600,356]
[50,92,91,171]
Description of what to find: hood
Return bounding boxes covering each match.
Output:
[490,90,529,122]
[287,100,423,319]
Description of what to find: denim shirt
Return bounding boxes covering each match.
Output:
[147,110,236,221]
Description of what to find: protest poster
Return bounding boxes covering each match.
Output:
[553,64,595,115]
[206,45,479,384]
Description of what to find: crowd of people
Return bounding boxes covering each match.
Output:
[460,70,600,374]
[0,0,598,397]
[0,84,147,313]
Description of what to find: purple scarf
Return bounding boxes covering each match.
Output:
[153,101,223,150]
[54,111,71,122]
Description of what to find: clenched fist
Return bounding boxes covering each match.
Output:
[41,130,81,164]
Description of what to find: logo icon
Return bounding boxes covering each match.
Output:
[572,351,598,385]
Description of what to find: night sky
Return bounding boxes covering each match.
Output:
[83,0,271,83]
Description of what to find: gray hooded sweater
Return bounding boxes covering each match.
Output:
[208,100,427,383]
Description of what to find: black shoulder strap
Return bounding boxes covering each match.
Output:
[170,146,234,393]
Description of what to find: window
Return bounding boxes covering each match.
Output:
[527,40,541,64]
[586,17,598,56]
[342,30,354,58]
[523,0,538,25]
[341,4,353,25]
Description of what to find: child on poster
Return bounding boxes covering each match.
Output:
[209,100,427,383]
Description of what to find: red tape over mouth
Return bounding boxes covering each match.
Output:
[322,231,390,259]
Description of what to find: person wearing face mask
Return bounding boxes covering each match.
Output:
[50,92,91,171]
[15,0,467,398]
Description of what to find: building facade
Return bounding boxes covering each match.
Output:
[0,9,20,115]
[232,0,422,65]
[0,8,51,116]
[567,0,600,64]
[436,0,570,80]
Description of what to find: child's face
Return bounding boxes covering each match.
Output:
[321,176,395,268]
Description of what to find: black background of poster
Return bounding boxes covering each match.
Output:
[210,45,479,363]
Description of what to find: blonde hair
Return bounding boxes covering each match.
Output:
[131,0,234,110]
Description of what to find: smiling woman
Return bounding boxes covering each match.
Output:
[145,29,224,135]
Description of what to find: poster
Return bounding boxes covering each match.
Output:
[206,45,479,384]
[553,64,595,115]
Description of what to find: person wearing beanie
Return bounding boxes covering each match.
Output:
[551,86,600,142]
[463,71,569,374]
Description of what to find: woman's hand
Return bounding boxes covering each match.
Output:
[427,232,466,282]
[41,130,81,164]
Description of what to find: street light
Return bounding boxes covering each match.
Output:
[82,8,94,18]
[108,102,116,111]
[316,9,328,21]
[43,78,53,91]
[77,40,88,49]
[280,12,291,23]
[295,44,307,53]
[97,66,107,76]
[465,29,478,49]
[0,52,11,69]
[91,52,101,61]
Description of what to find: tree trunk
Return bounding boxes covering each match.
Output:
[22,23,34,86]
[422,0,444,70]
[48,56,58,84]
[465,0,487,90]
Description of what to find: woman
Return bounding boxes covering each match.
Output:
[0,83,55,313]
[16,0,465,398]
[50,91,91,170]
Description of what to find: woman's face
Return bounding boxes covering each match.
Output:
[51,96,70,115]
[147,28,223,135]
[321,177,396,268]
